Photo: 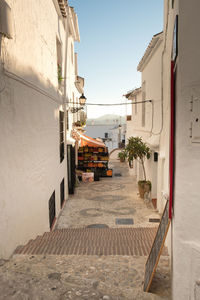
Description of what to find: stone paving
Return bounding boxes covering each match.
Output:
[56,161,160,229]
[0,255,170,300]
[0,159,171,299]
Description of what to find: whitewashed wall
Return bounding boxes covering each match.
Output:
[0,0,69,258]
[125,90,143,141]
[141,41,163,200]
[171,0,200,299]
[127,40,162,199]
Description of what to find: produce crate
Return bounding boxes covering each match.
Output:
[82,172,94,182]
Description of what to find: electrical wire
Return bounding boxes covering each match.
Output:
[86,100,152,106]
[67,100,152,106]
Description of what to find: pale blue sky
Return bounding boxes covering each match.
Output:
[69,0,164,118]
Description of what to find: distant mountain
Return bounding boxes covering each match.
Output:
[87,114,126,125]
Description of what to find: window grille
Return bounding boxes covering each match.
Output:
[60,178,65,208]
[49,191,56,229]
[59,111,64,163]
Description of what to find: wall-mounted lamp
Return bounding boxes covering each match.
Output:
[70,93,87,113]
[79,93,87,105]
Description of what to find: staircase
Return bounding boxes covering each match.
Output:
[14,227,167,256]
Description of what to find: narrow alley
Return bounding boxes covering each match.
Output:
[0,156,171,300]
[1,1,200,299]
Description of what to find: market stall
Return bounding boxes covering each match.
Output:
[77,134,112,180]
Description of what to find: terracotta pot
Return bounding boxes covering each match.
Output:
[138,183,145,198]
[144,183,151,193]
[138,181,151,199]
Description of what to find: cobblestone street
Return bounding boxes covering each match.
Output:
[0,159,171,299]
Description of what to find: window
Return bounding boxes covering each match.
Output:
[72,93,75,123]
[142,82,146,127]
[56,38,62,86]
[49,191,56,229]
[66,110,69,130]
[71,44,73,64]
[59,111,64,163]
[60,178,65,208]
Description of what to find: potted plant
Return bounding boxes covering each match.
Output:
[74,121,81,127]
[125,136,151,198]
[118,150,127,162]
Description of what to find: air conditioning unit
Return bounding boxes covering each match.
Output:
[0,1,13,39]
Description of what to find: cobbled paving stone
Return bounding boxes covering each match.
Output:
[0,160,171,299]
[0,255,171,300]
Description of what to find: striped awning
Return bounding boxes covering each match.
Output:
[71,129,106,148]
[80,134,106,148]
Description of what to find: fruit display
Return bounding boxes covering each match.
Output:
[77,146,112,178]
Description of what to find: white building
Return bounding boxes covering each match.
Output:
[124,32,163,202]
[126,1,200,298]
[0,0,83,258]
[125,87,142,146]
[163,0,200,299]
[106,124,126,151]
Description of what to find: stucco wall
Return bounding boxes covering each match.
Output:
[156,0,175,215]
[66,36,82,142]
[0,0,69,258]
[3,0,66,88]
[141,43,163,135]
[126,45,162,198]
[172,0,200,298]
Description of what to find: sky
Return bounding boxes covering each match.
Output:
[68,0,164,118]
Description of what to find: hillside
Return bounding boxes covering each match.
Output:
[87,114,126,125]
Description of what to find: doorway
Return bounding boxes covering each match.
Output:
[67,145,76,194]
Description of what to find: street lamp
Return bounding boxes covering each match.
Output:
[79,93,87,106]
[70,93,87,113]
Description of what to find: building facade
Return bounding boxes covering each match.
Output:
[0,0,83,258]
[165,0,200,299]
[125,32,163,201]
[126,0,200,298]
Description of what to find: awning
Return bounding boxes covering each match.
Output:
[79,134,106,148]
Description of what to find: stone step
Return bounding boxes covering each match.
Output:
[14,227,167,256]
